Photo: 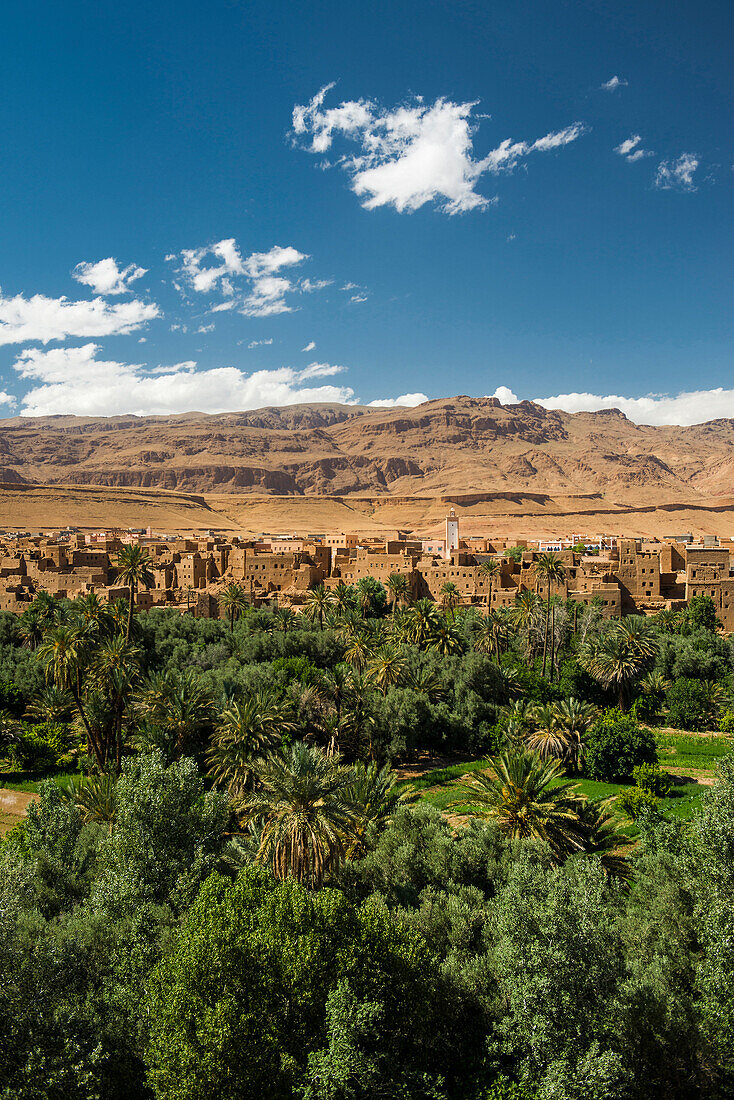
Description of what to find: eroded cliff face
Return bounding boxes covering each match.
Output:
[0,395,731,499]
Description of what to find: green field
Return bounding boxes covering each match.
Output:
[403,731,731,822]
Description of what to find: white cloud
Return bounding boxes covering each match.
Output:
[197,323,215,334]
[301,340,316,352]
[488,386,519,404]
[654,153,699,191]
[0,292,159,346]
[297,362,345,380]
[292,85,586,214]
[535,387,734,426]
[614,134,653,163]
[350,294,369,304]
[601,76,627,91]
[368,392,429,408]
[180,238,245,293]
[248,338,273,348]
[72,257,147,295]
[175,239,321,317]
[13,344,356,417]
[0,391,16,409]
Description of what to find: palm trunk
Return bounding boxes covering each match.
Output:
[541,595,550,677]
[126,584,135,642]
[73,687,105,772]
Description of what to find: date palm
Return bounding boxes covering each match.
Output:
[17,610,44,650]
[404,598,442,649]
[553,697,596,772]
[343,630,374,673]
[37,626,102,769]
[427,616,464,656]
[342,761,417,858]
[115,545,154,641]
[207,691,293,796]
[580,616,659,711]
[439,581,461,618]
[273,607,297,633]
[533,552,566,679]
[304,583,333,631]
[90,635,142,771]
[331,581,355,619]
[575,798,632,880]
[25,685,75,724]
[61,772,117,831]
[385,572,409,618]
[366,645,407,694]
[135,668,214,759]
[240,741,357,888]
[526,704,570,762]
[452,749,585,859]
[219,582,248,634]
[478,558,501,612]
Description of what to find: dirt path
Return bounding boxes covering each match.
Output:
[0,789,37,835]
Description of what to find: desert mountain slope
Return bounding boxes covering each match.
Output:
[0,396,732,500]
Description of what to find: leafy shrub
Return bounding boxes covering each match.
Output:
[666,678,715,731]
[584,710,658,781]
[684,595,719,634]
[633,762,671,797]
[617,785,660,820]
[5,723,68,772]
[719,710,734,735]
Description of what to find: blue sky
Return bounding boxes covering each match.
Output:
[0,0,731,423]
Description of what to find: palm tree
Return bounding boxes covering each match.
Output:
[355,576,383,619]
[404,665,447,702]
[403,598,442,649]
[580,616,659,711]
[115,545,154,641]
[90,634,141,771]
[452,750,585,859]
[33,592,60,631]
[427,616,464,656]
[526,704,570,762]
[219,582,248,634]
[533,552,566,679]
[37,625,102,769]
[304,584,333,631]
[478,558,501,612]
[366,645,407,694]
[25,685,75,724]
[273,607,297,633]
[342,761,417,858]
[553,697,596,772]
[207,691,292,796]
[322,664,356,754]
[239,741,357,888]
[17,611,44,650]
[61,773,117,831]
[343,631,374,673]
[331,581,355,620]
[385,572,409,618]
[575,798,633,880]
[439,581,461,619]
[136,668,214,758]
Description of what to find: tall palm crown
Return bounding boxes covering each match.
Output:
[532,552,566,679]
[366,645,407,694]
[439,581,461,617]
[304,584,334,630]
[240,741,357,888]
[218,582,248,633]
[453,749,584,859]
[207,691,293,796]
[580,615,659,710]
[478,558,501,611]
[115,545,154,641]
[385,572,410,617]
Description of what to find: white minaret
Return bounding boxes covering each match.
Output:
[445,507,459,559]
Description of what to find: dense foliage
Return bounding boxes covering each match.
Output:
[0,578,733,1098]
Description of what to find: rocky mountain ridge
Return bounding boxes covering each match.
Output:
[0,396,731,500]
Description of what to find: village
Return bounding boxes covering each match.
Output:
[0,507,732,629]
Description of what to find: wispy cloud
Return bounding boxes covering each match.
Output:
[601,76,628,91]
[614,134,653,163]
[301,340,316,352]
[0,292,159,346]
[173,239,327,316]
[248,338,273,349]
[654,153,699,191]
[72,257,147,296]
[292,85,587,214]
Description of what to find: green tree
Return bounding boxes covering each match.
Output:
[305,584,334,631]
[208,691,292,796]
[115,544,154,641]
[584,710,658,781]
[533,552,566,679]
[478,557,501,612]
[580,616,659,711]
[385,572,409,617]
[219,581,249,633]
[240,741,356,887]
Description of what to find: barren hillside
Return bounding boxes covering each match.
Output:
[1,395,733,501]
